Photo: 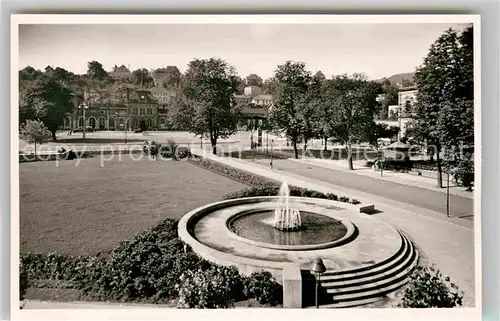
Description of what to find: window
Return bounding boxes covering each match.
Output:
[140,108,145,115]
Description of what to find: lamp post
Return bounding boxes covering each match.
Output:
[270,139,274,169]
[78,103,89,140]
[311,258,326,308]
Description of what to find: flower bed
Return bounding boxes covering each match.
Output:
[20,218,283,308]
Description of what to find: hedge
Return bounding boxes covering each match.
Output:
[189,156,361,205]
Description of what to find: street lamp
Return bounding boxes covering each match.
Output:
[78,103,89,140]
[311,258,326,308]
[270,139,274,169]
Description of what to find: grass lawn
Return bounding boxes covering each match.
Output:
[19,156,246,256]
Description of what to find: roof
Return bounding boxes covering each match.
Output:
[128,90,158,103]
[150,86,174,95]
[398,86,418,92]
[113,65,130,73]
[252,94,273,101]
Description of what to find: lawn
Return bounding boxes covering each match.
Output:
[19,156,246,256]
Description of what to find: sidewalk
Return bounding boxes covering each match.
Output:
[291,157,474,200]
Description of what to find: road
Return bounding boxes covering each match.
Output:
[256,159,474,220]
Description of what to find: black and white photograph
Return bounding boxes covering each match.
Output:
[11,14,481,320]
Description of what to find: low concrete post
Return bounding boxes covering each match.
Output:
[282,265,302,308]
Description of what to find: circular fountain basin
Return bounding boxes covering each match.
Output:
[226,208,356,251]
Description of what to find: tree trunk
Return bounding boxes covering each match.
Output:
[347,142,354,170]
[303,137,308,152]
[51,130,57,141]
[211,138,217,155]
[293,140,298,159]
[34,142,37,156]
[324,136,328,151]
[436,146,443,188]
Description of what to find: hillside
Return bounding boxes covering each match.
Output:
[381,72,415,86]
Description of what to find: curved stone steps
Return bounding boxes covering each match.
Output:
[321,233,416,289]
[312,231,418,308]
[320,232,408,280]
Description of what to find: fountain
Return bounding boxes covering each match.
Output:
[178,181,419,308]
[273,182,302,231]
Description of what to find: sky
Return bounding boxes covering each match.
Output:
[18,22,470,80]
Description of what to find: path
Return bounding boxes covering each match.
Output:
[254,159,474,220]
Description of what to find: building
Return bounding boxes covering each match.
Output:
[64,88,171,132]
[244,86,262,97]
[251,94,273,106]
[235,87,274,129]
[150,85,177,104]
[110,65,131,79]
[397,86,418,139]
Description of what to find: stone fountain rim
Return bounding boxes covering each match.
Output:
[178,196,384,270]
[225,208,357,251]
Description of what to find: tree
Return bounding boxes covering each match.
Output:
[19,66,43,82]
[262,77,278,95]
[178,58,241,155]
[232,76,246,95]
[163,66,182,88]
[20,119,52,155]
[378,78,399,119]
[296,77,323,152]
[87,61,109,83]
[455,152,474,191]
[327,74,379,170]
[20,78,75,140]
[245,73,263,87]
[313,70,326,82]
[132,68,154,88]
[412,26,474,188]
[269,61,312,159]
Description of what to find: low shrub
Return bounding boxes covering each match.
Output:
[176,266,245,309]
[398,265,464,308]
[243,271,283,306]
[188,156,270,186]
[223,185,361,205]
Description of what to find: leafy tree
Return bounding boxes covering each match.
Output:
[327,74,379,169]
[163,66,182,88]
[296,77,324,151]
[412,26,474,188]
[455,152,474,191]
[269,61,312,159]
[378,78,399,119]
[19,119,52,155]
[19,66,43,82]
[178,58,241,154]
[245,73,263,87]
[87,61,109,83]
[233,76,246,94]
[262,77,278,95]
[132,68,154,88]
[399,265,464,308]
[19,78,75,140]
[313,70,326,82]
